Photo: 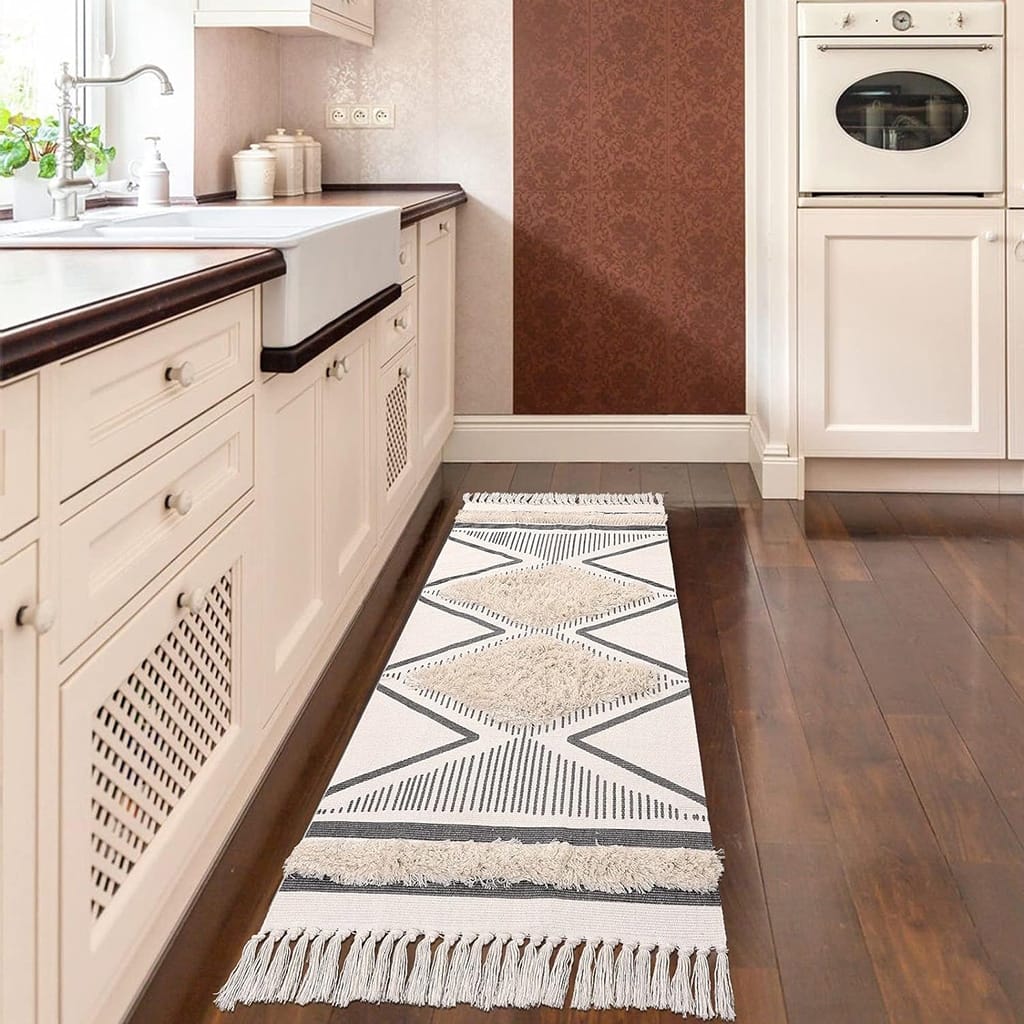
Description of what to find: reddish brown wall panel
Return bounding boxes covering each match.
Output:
[513,0,746,415]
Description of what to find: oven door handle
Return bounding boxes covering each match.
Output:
[816,42,995,52]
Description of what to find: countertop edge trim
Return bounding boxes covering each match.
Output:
[0,248,287,382]
[397,190,468,227]
[260,282,403,374]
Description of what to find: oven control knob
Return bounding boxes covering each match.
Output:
[950,10,964,30]
[838,10,853,29]
[892,10,913,32]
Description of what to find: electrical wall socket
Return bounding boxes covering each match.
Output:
[325,102,395,128]
[325,104,350,127]
[371,104,394,128]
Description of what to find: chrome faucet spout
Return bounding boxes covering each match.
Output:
[49,61,175,221]
[70,64,175,96]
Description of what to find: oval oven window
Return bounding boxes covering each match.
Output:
[836,72,968,151]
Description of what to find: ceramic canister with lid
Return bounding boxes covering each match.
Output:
[294,129,322,193]
[262,128,305,197]
[232,144,276,201]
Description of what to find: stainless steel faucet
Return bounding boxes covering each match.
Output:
[49,61,174,221]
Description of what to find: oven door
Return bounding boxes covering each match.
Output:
[800,36,1004,195]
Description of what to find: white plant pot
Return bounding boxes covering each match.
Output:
[12,167,52,221]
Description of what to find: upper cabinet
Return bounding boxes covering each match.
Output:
[194,0,374,45]
[1010,1,1024,207]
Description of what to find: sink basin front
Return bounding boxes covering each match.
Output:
[0,204,403,350]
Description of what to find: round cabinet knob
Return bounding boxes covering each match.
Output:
[177,587,206,613]
[165,488,194,516]
[398,365,412,381]
[16,599,56,635]
[394,314,409,331]
[398,249,409,266]
[439,221,450,234]
[165,360,196,387]
[327,356,349,380]
[984,230,999,243]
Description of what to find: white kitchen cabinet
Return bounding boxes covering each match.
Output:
[416,211,456,466]
[1,543,41,1024]
[0,375,39,539]
[799,209,1006,458]
[377,342,418,531]
[260,322,374,720]
[1009,211,1024,457]
[194,0,373,45]
[1010,1,1024,208]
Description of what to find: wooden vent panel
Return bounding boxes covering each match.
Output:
[89,572,233,921]
[384,371,409,492]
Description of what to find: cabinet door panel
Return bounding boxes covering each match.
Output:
[323,325,375,606]
[0,376,39,539]
[799,209,1006,458]
[59,509,256,1024]
[1010,211,1024,457]
[1,544,38,1024]
[417,213,456,464]
[261,359,328,719]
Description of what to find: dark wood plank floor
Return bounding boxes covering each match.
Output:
[128,465,1024,1024]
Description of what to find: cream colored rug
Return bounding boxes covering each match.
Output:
[216,493,732,1019]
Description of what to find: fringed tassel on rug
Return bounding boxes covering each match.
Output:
[591,939,616,1009]
[613,941,637,1008]
[215,930,736,1019]
[405,931,437,1005]
[474,934,506,1009]
[570,939,598,1010]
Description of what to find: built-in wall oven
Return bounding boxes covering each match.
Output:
[799,2,1004,196]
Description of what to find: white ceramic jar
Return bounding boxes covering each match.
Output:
[263,128,305,197]
[232,144,276,201]
[294,129,322,193]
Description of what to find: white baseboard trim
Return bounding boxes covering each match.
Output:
[444,414,751,463]
[748,415,803,499]
[805,458,1024,494]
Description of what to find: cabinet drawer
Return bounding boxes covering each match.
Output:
[58,400,254,660]
[398,224,417,283]
[59,508,256,1024]
[0,375,39,539]
[58,291,256,499]
[376,284,417,367]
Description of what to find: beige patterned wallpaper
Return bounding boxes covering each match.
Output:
[194,28,282,197]
[279,0,513,414]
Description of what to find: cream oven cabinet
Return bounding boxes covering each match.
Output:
[799,208,1006,458]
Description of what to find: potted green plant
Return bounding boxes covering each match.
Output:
[0,109,116,221]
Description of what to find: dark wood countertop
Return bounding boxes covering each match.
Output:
[0,184,466,382]
[0,248,286,382]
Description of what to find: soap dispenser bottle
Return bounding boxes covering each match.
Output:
[129,136,171,208]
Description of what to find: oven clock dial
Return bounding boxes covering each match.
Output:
[892,10,913,31]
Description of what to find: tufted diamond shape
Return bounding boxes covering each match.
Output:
[406,635,659,725]
[439,563,651,627]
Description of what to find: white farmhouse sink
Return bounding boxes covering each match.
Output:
[0,205,402,349]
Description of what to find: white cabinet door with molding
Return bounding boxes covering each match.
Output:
[378,343,418,532]
[417,212,456,466]
[1,543,41,1024]
[260,324,374,721]
[799,209,1006,458]
[1009,210,1024,457]
[1010,1,1024,208]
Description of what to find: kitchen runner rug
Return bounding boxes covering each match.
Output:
[216,492,733,1019]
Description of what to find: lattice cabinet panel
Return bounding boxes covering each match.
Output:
[59,509,257,1024]
[377,342,418,532]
